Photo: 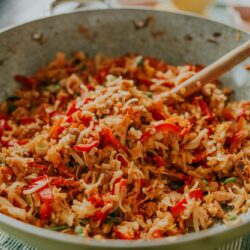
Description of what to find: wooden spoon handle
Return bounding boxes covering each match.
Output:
[170,40,250,97]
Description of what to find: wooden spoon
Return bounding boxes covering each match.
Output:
[167,40,250,98]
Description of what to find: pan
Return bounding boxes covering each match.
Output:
[0,8,249,250]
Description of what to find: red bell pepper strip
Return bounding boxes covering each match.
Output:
[93,210,109,222]
[154,156,165,167]
[50,176,65,187]
[74,140,100,152]
[171,189,203,217]
[17,138,29,145]
[23,176,49,194]
[0,119,5,138]
[230,130,245,152]
[88,194,104,208]
[81,116,92,127]
[192,151,207,163]
[140,123,181,142]
[40,201,52,220]
[137,77,153,87]
[14,75,37,88]
[114,228,139,240]
[20,117,36,125]
[95,68,109,84]
[66,101,78,116]
[27,162,48,171]
[39,187,53,202]
[151,229,163,239]
[117,155,128,167]
[180,123,193,138]
[115,230,135,240]
[151,110,166,121]
[197,99,213,120]
[112,178,127,194]
[103,128,128,153]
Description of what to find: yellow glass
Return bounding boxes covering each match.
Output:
[172,0,214,14]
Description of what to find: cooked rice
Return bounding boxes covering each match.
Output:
[0,52,249,239]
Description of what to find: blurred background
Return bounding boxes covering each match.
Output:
[0,0,249,31]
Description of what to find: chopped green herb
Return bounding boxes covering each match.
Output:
[49,225,71,231]
[214,217,222,224]
[46,84,61,93]
[221,203,234,212]
[75,225,83,235]
[229,215,238,221]
[79,64,86,71]
[223,177,237,184]
[79,219,89,226]
[135,56,144,67]
[7,96,20,101]
[105,216,121,225]
[169,181,184,190]
[147,92,153,98]
[7,103,17,114]
[202,179,207,187]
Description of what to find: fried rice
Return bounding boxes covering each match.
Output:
[0,52,249,239]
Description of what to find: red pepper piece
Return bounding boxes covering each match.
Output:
[197,99,213,120]
[117,155,128,167]
[20,117,36,125]
[171,189,203,217]
[17,138,29,145]
[39,187,53,202]
[93,210,109,222]
[112,178,127,194]
[114,228,139,240]
[88,194,104,208]
[151,229,164,238]
[141,123,181,142]
[192,151,207,163]
[14,75,37,88]
[137,77,153,87]
[0,119,5,138]
[151,110,166,121]
[102,128,128,153]
[28,162,48,171]
[66,101,78,116]
[80,115,92,127]
[180,123,193,138]
[50,176,65,187]
[40,201,52,220]
[74,140,100,152]
[154,156,165,167]
[23,175,49,194]
[95,68,109,84]
[230,130,245,152]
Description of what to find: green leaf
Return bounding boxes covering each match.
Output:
[46,84,61,93]
[229,215,237,221]
[135,56,144,67]
[147,92,153,98]
[223,177,237,184]
[105,216,121,225]
[202,179,207,187]
[221,203,234,212]
[169,181,184,190]
[7,103,17,114]
[49,225,71,231]
[79,219,89,226]
[75,225,83,235]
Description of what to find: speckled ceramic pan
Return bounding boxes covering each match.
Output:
[0,8,249,250]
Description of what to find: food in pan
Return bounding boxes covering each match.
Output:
[0,52,249,239]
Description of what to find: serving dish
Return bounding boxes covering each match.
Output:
[0,8,249,250]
